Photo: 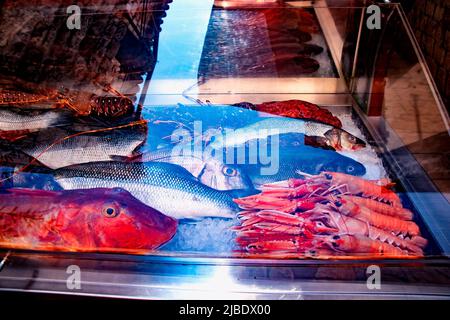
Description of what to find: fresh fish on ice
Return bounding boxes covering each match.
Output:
[210,118,366,151]
[0,187,177,253]
[18,126,146,169]
[127,147,253,190]
[0,108,71,131]
[225,145,366,188]
[50,161,252,220]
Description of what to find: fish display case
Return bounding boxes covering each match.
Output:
[0,0,449,299]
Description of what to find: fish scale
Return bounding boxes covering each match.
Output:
[19,127,146,169]
[52,162,247,220]
[210,118,366,151]
[0,108,70,131]
[134,147,253,190]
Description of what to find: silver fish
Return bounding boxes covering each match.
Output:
[130,147,253,190]
[0,108,71,131]
[210,118,366,151]
[19,127,146,169]
[51,161,250,220]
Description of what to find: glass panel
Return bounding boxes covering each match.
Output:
[350,3,450,254]
[145,0,348,105]
[0,0,447,263]
[198,7,337,78]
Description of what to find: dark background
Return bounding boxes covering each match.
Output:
[403,0,450,109]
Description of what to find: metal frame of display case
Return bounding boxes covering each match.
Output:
[0,0,449,299]
[1,249,449,299]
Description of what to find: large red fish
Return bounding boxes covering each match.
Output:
[0,188,177,254]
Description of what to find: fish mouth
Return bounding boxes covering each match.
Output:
[131,209,178,247]
[132,208,177,232]
[108,189,177,236]
[325,128,367,151]
[129,139,147,156]
[351,137,366,150]
[338,138,366,151]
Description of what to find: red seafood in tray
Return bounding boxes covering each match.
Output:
[232,172,427,259]
[0,85,136,118]
[233,100,343,128]
[0,188,177,254]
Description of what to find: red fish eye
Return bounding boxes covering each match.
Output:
[102,203,120,218]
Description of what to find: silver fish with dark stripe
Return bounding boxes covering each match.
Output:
[50,161,253,220]
[211,118,366,151]
[128,147,253,190]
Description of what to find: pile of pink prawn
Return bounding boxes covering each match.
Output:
[232,172,427,259]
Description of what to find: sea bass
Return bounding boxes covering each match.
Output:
[0,188,177,253]
[210,118,366,151]
[19,126,146,169]
[50,162,251,220]
[127,147,253,190]
[227,145,366,188]
[0,108,71,131]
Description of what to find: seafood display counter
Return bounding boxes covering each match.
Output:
[0,0,449,299]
